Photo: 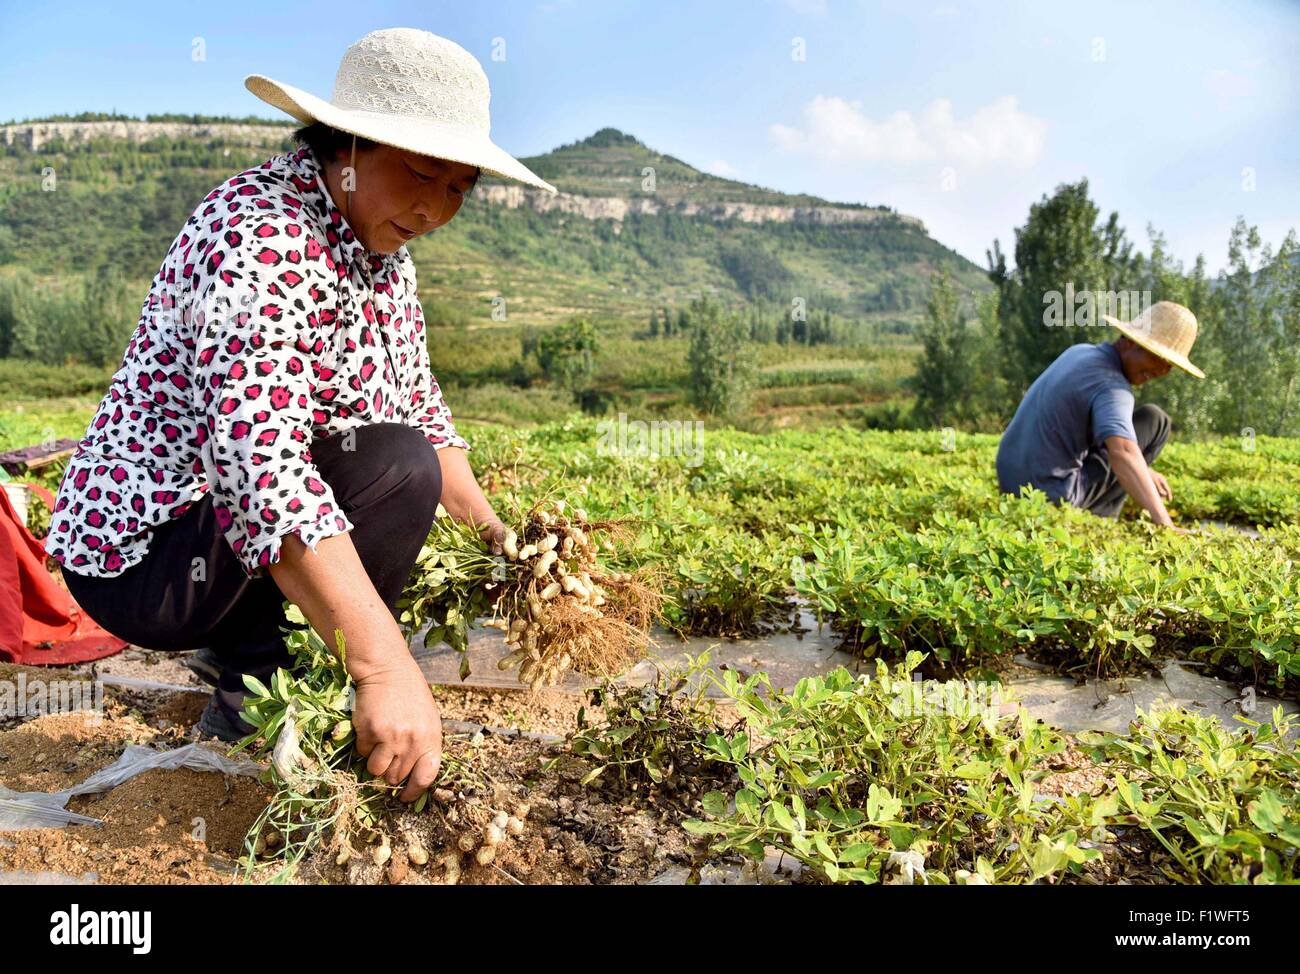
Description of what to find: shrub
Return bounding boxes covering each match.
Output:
[1079,706,1300,884]
[686,655,1104,884]
[686,298,755,417]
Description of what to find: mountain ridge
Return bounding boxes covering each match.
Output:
[0,119,922,224]
[0,117,987,326]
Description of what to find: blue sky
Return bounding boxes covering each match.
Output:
[1,0,1296,272]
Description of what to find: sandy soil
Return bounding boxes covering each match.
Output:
[432,684,594,737]
[0,654,1135,886]
[0,662,723,885]
[0,706,266,884]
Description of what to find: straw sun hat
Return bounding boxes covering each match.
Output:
[245,27,557,194]
[1103,300,1206,379]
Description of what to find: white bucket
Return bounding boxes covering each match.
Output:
[3,483,31,526]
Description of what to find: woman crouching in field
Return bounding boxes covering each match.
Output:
[45,28,557,802]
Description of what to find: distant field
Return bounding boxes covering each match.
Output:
[0,320,922,440]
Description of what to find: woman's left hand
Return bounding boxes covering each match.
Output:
[479,516,508,555]
[434,447,507,553]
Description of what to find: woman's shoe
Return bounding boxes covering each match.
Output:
[196,689,256,742]
[183,647,222,687]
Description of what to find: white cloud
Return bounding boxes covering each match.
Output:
[783,0,828,14]
[932,4,959,18]
[705,159,740,178]
[770,94,1047,169]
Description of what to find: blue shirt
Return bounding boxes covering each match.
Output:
[996,342,1137,505]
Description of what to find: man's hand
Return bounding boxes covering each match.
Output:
[352,660,442,802]
[1150,470,1172,502]
[1105,435,1174,527]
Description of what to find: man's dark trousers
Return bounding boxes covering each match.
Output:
[1076,403,1171,517]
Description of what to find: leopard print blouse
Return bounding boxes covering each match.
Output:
[45,143,469,580]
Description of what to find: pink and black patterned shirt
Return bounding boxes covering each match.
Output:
[46,144,468,580]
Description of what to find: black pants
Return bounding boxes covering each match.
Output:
[1076,404,1171,517]
[64,423,442,693]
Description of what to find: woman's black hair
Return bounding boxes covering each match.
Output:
[292,121,379,162]
[292,120,483,189]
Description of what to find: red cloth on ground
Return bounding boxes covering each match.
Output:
[0,482,127,665]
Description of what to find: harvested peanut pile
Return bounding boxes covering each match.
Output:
[400,500,662,688]
[487,500,662,687]
[298,732,701,886]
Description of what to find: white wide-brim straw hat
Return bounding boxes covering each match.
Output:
[1103,300,1206,379]
[245,27,557,194]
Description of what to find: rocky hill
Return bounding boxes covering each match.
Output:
[1,121,925,229]
[0,118,985,325]
[0,119,291,151]
[476,183,924,230]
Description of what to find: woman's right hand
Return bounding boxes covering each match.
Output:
[268,532,443,803]
[351,658,443,802]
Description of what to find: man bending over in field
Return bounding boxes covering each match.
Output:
[996,300,1205,527]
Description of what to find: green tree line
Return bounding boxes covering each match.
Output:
[0,267,137,367]
[911,179,1300,438]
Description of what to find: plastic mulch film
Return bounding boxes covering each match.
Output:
[0,743,265,830]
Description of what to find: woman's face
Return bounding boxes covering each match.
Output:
[323,142,479,254]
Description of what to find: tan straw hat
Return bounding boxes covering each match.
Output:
[245,27,557,194]
[1103,300,1206,379]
